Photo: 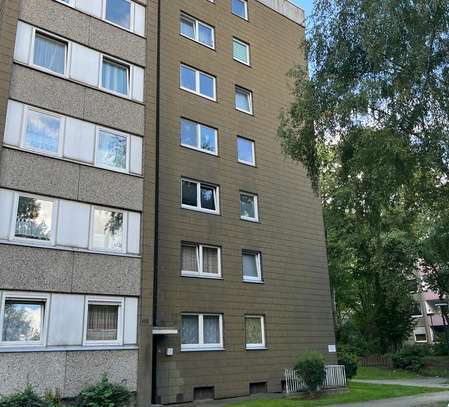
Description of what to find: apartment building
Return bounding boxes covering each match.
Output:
[0,0,336,405]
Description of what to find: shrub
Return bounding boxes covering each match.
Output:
[337,351,358,379]
[295,352,326,395]
[43,389,62,407]
[78,375,131,407]
[0,385,50,407]
[392,344,431,371]
[432,333,449,356]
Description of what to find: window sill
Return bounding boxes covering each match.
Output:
[0,344,138,353]
[181,273,223,280]
[245,346,267,351]
[243,279,264,284]
[240,217,259,223]
[235,107,253,116]
[181,347,225,352]
[181,205,220,216]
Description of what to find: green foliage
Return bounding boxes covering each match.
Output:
[432,333,449,356]
[337,351,358,379]
[43,389,62,407]
[0,386,50,407]
[392,344,431,372]
[295,352,326,395]
[77,375,131,407]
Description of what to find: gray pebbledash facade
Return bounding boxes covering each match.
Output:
[0,0,336,405]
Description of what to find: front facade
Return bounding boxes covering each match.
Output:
[0,0,336,405]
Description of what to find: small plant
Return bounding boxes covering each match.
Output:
[43,389,62,407]
[295,352,326,396]
[392,344,431,372]
[78,374,131,407]
[0,385,50,407]
[338,351,358,379]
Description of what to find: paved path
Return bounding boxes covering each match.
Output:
[353,378,449,389]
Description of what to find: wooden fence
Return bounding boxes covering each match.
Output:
[358,354,393,368]
[284,365,347,394]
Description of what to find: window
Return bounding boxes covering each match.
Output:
[242,251,262,282]
[180,13,215,48]
[233,38,250,65]
[237,137,255,165]
[232,0,248,20]
[84,297,123,345]
[0,293,48,346]
[414,327,427,343]
[33,32,67,75]
[180,65,216,100]
[245,316,265,349]
[181,314,223,351]
[182,179,219,214]
[181,243,221,278]
[105,0,131,29]
[180,118,217,155]
[24,108,62,155]
[91,207,126,252]
[240,192,258,221]
[102,57,129,96]
[235,87,253,114]
[13,194,55,243]
[412,303,422,317]
[407,278,418,293]
[95,129,129,172]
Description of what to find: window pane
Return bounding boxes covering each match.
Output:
[240,194,255,219]
[236,89,251,112]
[200,125,216,152]
[180,66,196,91]
[232,0,247,18]
[33,34,66,74]
[105,0,131,29]
[203,247,218,274]
[182,180,198,207]
[15,196,53,241]
[93,209,124,250]
[201,185,216,211]
[243,253,258,278]
[237,137,254,164]
[182,315,199,344]
[246,317,262,344]
[198,24,213,47]
[25,110,60,154]
[2,301,43,342]
[180,16,195,39]
[233,40,249,63]
[97,131,127,170]
[180,119,197,147]
[182,244,198,272]
[203,316,220,344]
[87,304,119,341]
[102,59,128,95]
[199,73,214,98]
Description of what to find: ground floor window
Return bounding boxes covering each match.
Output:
[181,313,223,351]
[245,315,266,349]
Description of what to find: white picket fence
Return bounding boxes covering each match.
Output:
[284,365,347,394]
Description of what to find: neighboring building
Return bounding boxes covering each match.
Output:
[0,0,336,405]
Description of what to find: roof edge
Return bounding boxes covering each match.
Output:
[255,0,305,26]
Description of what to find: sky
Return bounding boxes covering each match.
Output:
[290,0,313,20]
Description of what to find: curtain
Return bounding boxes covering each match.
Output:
[233,41,247,62]
[243,254,258,278]
[102,59,128,95]
[182,245,198,272]
[87,304,118,341]
[246,317,262,344]
[34,34,65,74]
[203,247,218,274]
[181,315,199,344]
[203,316,220,344]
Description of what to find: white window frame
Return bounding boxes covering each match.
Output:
[235,86,253,114]
[245,315,266,350]
[181,313,223,351]
[99,55,131,98]
[83,296,124,346]
[0,291,50,348]
[237,136,255,166]
[20,105,65,158]
[233,38,250,65]
[181,178,220,215]
[180,13,215,49]
[414,332,427,343]
[102,0,134,32]
[30,28,70,78]
[412,303,423,318]
[181,243,222,279]
[94,127,130,173]
[232,0,248,20]
[10,192,58,246]
[242,251,262,283]
[180,118,218,156]
[180,64,216,101]
[89,206,128,254]
[240,192,259,222]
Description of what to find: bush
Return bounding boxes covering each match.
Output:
[337,351,358,379]
[0,385,50,407]
[78,375,131,407]
[432,333,449,356]
[295,352,326,395]
[392,344,431,371]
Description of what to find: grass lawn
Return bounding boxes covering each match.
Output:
[231,382,446,407]
[354,366,424,380]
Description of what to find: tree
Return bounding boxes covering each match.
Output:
[278,0,449,352]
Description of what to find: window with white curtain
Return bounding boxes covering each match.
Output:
[24,109,62,155]
[180,118,217,155]
[240,192,258,221]
[181,179,219,214]
[33,32,67,75]
[91,208,126,252]
[101,57,129,96]
[233,38,250,65]
[105,0,131,29]
[245,316,266,349]
[180,65,216,100]
[181,243,221,278]
[235,86,253,114]
[181,314,223,351]
[242,251,262,282]
[180,13,215,49]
